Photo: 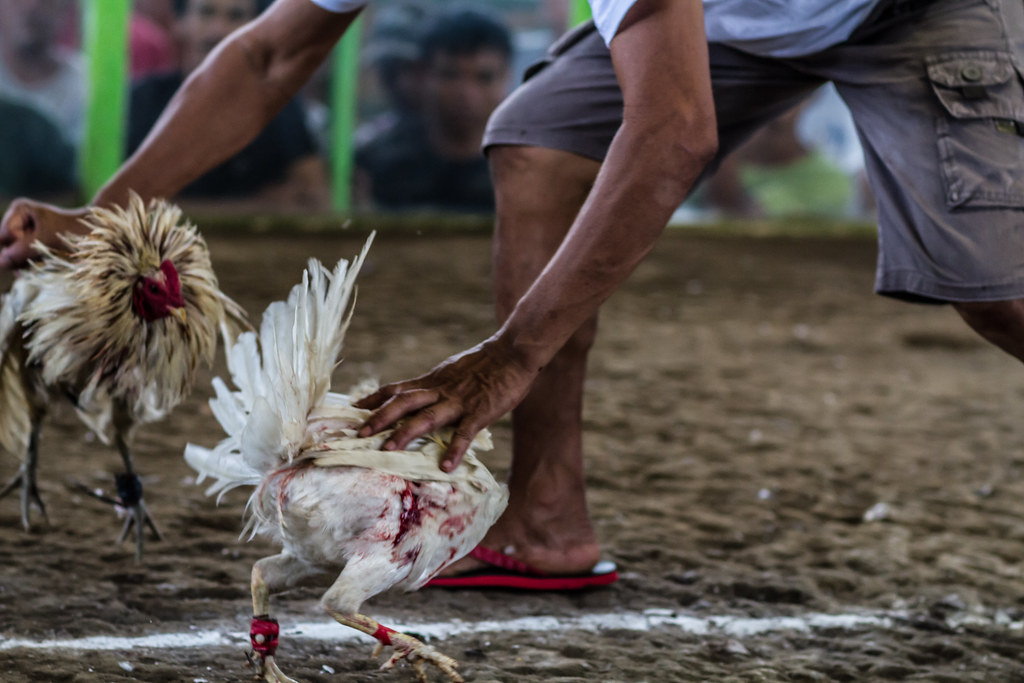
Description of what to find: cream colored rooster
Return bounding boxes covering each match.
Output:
[185,236,507,683]
[0,194,246,559]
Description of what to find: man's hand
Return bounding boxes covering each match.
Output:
[0,200,89,270]
[355,337,540,472]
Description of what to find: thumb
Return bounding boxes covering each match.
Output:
[0,199,37,247]
[0,242,34,271]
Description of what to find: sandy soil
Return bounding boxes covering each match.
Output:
[2,228,1024,682]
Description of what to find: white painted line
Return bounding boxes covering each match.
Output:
[0,629,236,652]
[1,608,1020,653]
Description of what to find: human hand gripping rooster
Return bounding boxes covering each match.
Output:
[185,235,507,683]
[0,193,247,560]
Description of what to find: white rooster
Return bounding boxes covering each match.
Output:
[0,194,246,559]
[185,236,507,683]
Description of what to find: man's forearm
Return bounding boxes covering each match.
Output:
[495,114,715,372]
[95,38,277,207]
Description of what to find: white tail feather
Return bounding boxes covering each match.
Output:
[185,235,374,492]
[183,442,261,501]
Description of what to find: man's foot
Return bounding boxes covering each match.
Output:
[440,502,605,576]
[427,545,618,590]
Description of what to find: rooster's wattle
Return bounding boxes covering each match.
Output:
[185,237,507,683]
[0,194,246,558]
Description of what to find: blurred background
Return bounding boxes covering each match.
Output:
[0,0,875,224]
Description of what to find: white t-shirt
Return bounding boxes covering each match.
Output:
[307,0,369,13]
[593,0,882,56]
[309,0,882,59]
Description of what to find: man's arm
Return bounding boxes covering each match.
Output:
[0,0,356,268]
[99,0,354,206]
[356,0,717,469]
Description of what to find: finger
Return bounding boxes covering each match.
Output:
[440,425,478,472]
[357,389,439,438]
[0,201,32,247]
[0,242,34,271]
[352,385,396,411]
[385,401,464,452]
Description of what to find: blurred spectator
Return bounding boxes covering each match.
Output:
[127,0,329,209]
[353,3,428,150]
[131,0,178,80]
[0,0,86,147]
[0,97,76,200]
[356,6,512,213]
[297,1,428,161]
[703,85,874,220]
[794,83,874,218]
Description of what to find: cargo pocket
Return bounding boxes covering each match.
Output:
[927,52,1024,209]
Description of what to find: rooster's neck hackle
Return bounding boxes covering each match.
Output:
[18,193,235,437]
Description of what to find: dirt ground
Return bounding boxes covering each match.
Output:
[2,228,1024,682]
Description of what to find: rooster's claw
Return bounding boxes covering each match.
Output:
[247,650,301,682]
[0,465,48,531]
[117,497,163,561]
[374,632,463,683]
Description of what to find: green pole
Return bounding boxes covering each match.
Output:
[569,0,592,27]
[330,17,363,214]
[79,0,131,201]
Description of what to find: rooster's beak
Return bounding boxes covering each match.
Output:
[170,307,187,324]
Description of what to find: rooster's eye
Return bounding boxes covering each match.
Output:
[148,283,160,294]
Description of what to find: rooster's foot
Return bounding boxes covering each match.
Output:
[117,497,163,561]
[111,473,163,560]
[246,650,300,683]
[372,631,463,683]
[0,466,47,531]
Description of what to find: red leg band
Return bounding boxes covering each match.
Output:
[250,615,280,657]
[372,623,395,646]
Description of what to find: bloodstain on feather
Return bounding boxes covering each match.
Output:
[425,546,462,581]
[439,515,467,539]
[267,460,315,511]
[395,482,421,545]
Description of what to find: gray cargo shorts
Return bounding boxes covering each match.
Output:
[485,0,1024,303]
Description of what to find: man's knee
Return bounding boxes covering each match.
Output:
[488,144,542,176]
[489,145,600,196]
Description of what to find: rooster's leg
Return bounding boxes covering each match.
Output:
[329,612,462,683]
[113,431,162,561]
[321,559,463,683]
[0,416,47,530]
[248,553,323,683]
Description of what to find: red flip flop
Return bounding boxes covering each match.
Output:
[425,546,619,591]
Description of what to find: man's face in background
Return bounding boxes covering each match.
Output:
[0,0,71,56]
[178,0,256,73]
[424,48,509,139]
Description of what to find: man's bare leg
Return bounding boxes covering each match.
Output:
[449,144,604,575]
[953,300,1024,362]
